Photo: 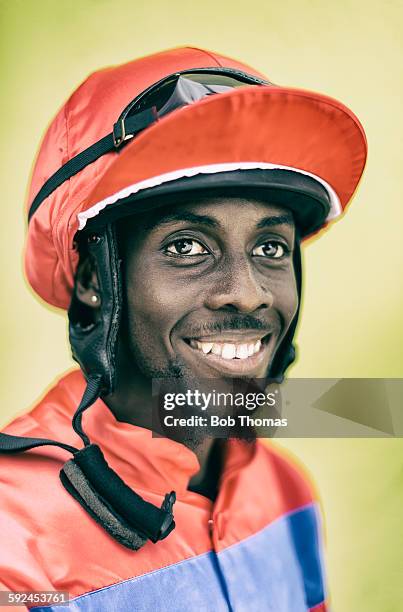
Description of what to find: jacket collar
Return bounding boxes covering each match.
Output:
[82,394,256,504]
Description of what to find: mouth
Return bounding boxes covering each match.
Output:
[182,332,274,376]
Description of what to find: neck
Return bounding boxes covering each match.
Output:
[187,438,225,501]
[104,376,225,501]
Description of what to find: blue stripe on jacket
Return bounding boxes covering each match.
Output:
[32,503,326,612]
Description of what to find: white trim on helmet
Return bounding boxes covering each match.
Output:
[77,162,342,231]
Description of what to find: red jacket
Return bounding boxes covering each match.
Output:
[0,370,328,611]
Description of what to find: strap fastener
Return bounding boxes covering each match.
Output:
[113,119,130,148]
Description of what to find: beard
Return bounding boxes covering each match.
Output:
[149,374,283,450]
[119,318,284,450]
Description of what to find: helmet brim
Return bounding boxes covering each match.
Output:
[79,85,367,237]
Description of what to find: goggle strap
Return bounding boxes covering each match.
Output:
[28,107,157,222]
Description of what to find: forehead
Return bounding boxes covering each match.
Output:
[124,195,295,236]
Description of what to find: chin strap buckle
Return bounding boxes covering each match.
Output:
[159,491,176,539]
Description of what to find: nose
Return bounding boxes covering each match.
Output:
[204,255,274,313]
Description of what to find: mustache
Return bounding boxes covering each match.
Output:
[185,315,273,337]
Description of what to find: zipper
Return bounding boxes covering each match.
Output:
[208,517,214,538]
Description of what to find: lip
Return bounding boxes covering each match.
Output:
[181,333,275,377]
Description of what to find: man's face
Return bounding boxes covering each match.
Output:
[118,196,299,382]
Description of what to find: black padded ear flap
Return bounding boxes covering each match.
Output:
[69,224,122,395]
[268,236,302,381]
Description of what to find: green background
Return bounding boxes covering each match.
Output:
[1,1,402,609]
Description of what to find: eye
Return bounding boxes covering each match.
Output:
[252,241,287,259]
[165,238,209,256]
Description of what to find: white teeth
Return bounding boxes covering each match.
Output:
[201,342,213,354]
[236,344,249,359]
[189,338,264,360]
[211,343,223,356]
[222,344,236,359]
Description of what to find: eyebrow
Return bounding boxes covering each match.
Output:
[149,211,220,230]
[256,214,294,229]
[147,211,294,231]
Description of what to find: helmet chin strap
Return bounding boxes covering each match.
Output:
[60,379,177,551]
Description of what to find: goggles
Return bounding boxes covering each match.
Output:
[28,68,270,222]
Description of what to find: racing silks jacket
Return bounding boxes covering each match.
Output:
[0,370,328,611]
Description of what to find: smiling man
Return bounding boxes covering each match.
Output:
[0,47,366,611]
[104,197,297,398]
[122,199,296,378]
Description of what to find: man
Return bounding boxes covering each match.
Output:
[0,47,366,611]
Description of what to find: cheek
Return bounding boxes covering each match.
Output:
[124,258,198,338]
[126,265,169,331]
[286,274,299,320]
[123,261,174,368]
[270,270,299,328]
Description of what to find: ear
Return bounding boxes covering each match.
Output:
[75,256,101,309]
